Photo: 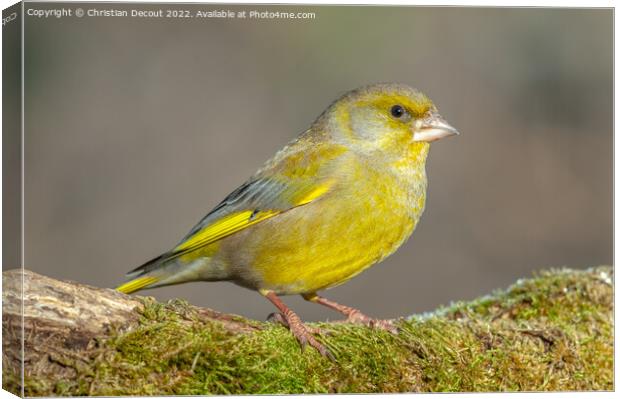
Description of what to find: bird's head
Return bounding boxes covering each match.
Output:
[319,83,459,161]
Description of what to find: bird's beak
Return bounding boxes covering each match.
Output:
[413,113,460,142]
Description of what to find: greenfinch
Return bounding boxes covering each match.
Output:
[117,83,458,358]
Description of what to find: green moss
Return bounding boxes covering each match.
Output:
[13,266,614,395]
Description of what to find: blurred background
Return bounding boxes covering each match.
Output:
[15,5,612,320]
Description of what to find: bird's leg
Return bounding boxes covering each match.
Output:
[302,293,398,333]
[261,290,334,360]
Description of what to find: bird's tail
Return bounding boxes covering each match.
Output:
[117,250,227,294]
[116,253,170,294]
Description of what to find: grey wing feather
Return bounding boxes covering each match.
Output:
[179,177,291,244]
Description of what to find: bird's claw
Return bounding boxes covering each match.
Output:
[267,312,335,361]
[346,311,399,334]
[298,334,308,351]
[370,319,400,334]
[290,320,334,360]
[267,312,288,326]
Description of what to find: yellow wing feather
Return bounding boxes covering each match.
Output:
[173,209,279,253]
[295,181,334,206]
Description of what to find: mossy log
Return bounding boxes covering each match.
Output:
[2,266,613,395]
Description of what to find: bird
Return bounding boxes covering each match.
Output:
[116,83,459,359]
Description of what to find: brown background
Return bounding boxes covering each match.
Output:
[16,4,612,320]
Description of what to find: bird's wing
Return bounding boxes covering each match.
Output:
[172,176,332,256]
[123,173,338,282]
[118,134,350,291]
[144,140,348,269]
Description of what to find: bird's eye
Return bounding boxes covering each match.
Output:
[390,105,405,119]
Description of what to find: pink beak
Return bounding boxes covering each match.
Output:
[413,114,460,142]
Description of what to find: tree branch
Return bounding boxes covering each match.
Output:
[2,266,613,395]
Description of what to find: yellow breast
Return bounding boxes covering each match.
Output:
[219,153,427,295]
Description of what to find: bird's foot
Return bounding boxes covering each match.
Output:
[346,310,399,334]
[267,312,334,360]
[302,294,399,334]
[267,312,330,336]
